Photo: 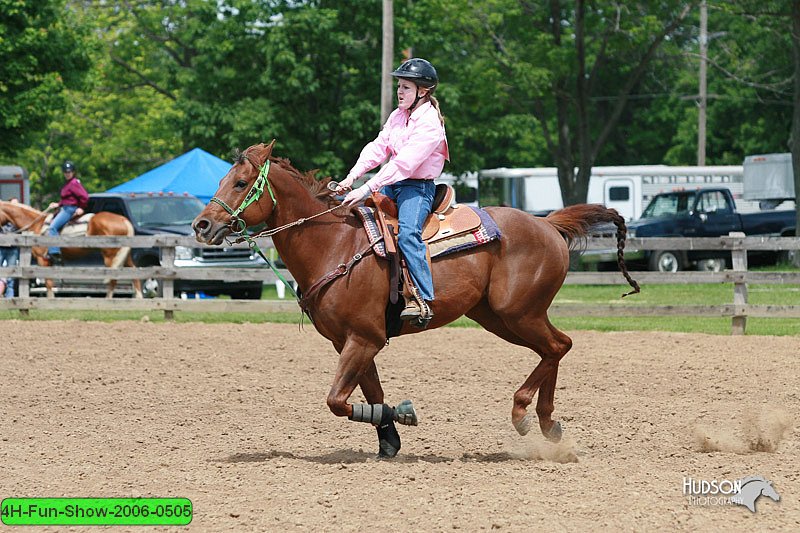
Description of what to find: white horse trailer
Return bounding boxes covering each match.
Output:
[743,153,795,203]
[479,165,758,220]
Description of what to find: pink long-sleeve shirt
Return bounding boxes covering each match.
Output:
[349,101,449,193]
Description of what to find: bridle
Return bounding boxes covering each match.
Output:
[206,151,350,303]
[209,153,276,235]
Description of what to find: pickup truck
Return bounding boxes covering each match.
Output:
[586,188,796,272]
[34,192,266,298]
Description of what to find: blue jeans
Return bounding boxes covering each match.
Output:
[0,246,18,297]
[381,180,436,301]
[47,205,77,255]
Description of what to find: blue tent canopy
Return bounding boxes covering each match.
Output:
[107,148,231,204]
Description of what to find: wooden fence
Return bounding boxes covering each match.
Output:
[1,233,799,334]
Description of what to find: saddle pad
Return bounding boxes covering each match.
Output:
[355,207,387,257]
[356,206,501,260]
[41,213,95,237]
[429,207,501,258]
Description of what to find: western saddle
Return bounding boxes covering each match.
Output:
[365,183,481,327]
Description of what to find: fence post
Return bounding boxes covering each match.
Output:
[17,245,31,317]
[729,231,747,335]
[161,245,175,321]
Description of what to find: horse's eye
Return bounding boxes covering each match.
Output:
[235,180,248,189]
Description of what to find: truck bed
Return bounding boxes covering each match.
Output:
[739,209,796,236]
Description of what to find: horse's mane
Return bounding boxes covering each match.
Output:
[235,146,336,204]
[270,157,334,201]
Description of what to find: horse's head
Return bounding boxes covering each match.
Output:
[0,200,31,229]
[193,140,277,245]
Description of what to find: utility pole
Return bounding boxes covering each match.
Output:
[698,0,708,166]
[380,0,394,125]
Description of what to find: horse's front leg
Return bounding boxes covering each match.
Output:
[357,360,414,458]
[327,336,418,458]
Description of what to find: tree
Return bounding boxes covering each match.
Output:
[83,1,386,177]
[407,0,697,205]
[12,1,185,204]
[649,2,791,166]
[0,0,91,157]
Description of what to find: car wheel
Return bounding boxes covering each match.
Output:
[649,250,683,272]
[696,258,726,272]
[142,277,162,298]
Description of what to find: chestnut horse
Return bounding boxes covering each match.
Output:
[193,141,640,458]
[0,200,143,298]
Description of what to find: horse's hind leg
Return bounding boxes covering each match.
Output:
[509,319,572,440]
[467,302,571,441]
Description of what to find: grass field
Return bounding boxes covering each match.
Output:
[1,281,797,336]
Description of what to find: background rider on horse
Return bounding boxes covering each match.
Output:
[45,160,89,265]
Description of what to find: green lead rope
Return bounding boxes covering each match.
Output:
[238,231,300,301]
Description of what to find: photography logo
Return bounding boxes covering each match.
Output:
[683,476,780,513]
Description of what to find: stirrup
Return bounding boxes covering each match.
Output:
[400,300,422,320]
[400,297,433,328]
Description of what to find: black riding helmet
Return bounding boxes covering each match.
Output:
[391,58,438,88]
[62,160,76,173]
[392,58,438,112]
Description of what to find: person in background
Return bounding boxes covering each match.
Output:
[0,200,19,297]
[335,58,449,324]
[46,160,89,265]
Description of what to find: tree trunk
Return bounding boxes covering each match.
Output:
[555,88,579,205]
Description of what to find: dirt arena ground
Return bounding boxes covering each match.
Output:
[1,320,797,531]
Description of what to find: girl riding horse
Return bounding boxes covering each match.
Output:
[193,140,640,458]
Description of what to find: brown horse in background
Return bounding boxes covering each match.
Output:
[0,200,143,298]
[193,141,639,458]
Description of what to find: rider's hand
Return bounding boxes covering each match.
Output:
[75,208,84,216]
[48,202,59,210]
[335,174,356,194]
[342,184,372,207]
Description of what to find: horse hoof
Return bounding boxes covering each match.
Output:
[544,421,563,442]
[377,442,399,459]
[376,420,401,458]
[394,399,418,426]
[513,414,533,436]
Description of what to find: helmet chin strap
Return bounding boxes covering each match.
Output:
[408,87,429,113]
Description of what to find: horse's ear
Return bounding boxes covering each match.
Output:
[262,139,277,158]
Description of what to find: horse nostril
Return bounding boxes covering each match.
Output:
[193,218,210,233]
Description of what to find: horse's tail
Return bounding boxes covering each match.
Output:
[545,204,640,297]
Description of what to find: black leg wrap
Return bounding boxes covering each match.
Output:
[377,404,401,458]
[376,419,401,458]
